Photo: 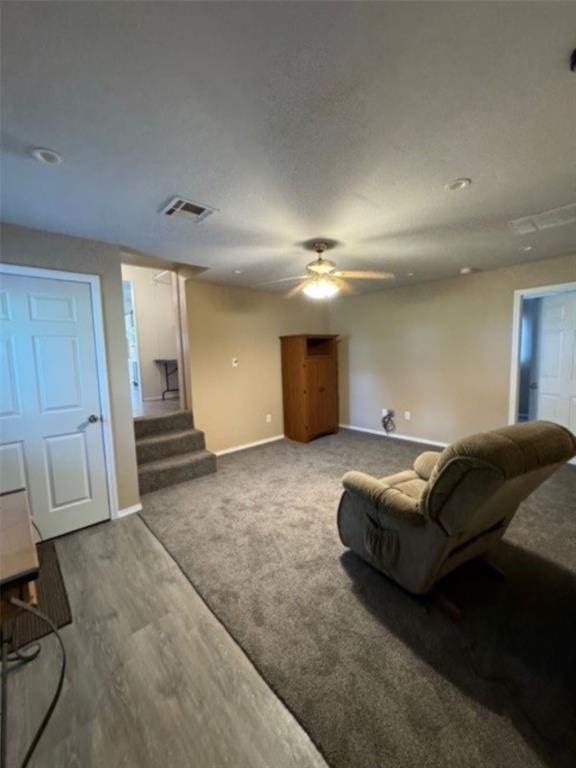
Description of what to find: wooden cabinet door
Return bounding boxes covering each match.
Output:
[306,356,338,437]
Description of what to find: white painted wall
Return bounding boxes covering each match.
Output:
[121,265,178,401]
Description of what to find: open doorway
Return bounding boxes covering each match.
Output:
[123,279,142,400]
[121,264,182,417]
[509,282,576,437]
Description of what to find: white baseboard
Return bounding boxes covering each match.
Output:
[215,434,285,456]
[113,502,143,519]
[340,424,448,449]
[341,424,576,463]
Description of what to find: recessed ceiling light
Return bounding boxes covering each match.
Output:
[29,147,63,165]
[460,267,473,275]
[520,245,533,252]
[407,272,414,277]
[446,177,472,191]
[234,269,243,275]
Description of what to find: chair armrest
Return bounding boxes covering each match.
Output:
[342,471,421,519]
[413,451,442,480]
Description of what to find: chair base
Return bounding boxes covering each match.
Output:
[430,592,463,621]
[428,557,508,621]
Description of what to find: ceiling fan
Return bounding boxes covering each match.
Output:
[256,242,395,299]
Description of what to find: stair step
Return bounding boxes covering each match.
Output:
[138,450,217,495]
[136,429,206,464]
[134,410,194,439]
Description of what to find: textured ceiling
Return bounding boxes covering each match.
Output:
[1,1,576,292]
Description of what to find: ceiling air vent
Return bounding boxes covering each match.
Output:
[509,202,576,235]
[161,196,215,223]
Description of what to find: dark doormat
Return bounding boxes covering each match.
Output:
[7,540,72,650]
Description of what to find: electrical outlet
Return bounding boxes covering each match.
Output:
[231,357,239,368]
[266,414,272,423]
[382,408,392,417]
[404,410,411,421]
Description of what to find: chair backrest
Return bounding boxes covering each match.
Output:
[421,421,576,536]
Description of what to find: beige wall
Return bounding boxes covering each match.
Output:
[186,280,328,452]
[121,264,178,401]
[328,254,576,445]
[1,223,140,510]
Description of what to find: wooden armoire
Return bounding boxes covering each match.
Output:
[280,335,339,443]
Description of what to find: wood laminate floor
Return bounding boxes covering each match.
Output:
[6,514,328,768]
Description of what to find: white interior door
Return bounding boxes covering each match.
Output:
[0,271,111,539]
[534,291,576,432]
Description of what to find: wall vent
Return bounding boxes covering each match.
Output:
[161,196,215,223]
[509,202,576,235]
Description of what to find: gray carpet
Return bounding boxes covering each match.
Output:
[140,429,576,768]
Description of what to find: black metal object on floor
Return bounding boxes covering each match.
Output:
[0,599,66,768]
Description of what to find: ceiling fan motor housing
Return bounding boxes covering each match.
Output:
[308,257,336,275]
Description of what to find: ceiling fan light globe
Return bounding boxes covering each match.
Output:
[302,276,340,300]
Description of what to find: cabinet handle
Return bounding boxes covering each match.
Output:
[319,386,326,393]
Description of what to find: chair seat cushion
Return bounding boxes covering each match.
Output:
[380,469,427,501]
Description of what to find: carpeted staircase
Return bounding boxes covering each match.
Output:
[134,410,216,494]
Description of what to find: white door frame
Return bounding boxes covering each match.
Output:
[0,263,118,520]
[123,278,143,396]
[173,271,188,410]
[508,280,576,425]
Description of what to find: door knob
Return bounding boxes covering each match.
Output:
[528,383,538,390]
[88,414,101,423]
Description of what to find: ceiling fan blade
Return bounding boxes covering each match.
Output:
[334,270,395,280]
[255,274,308,287]
[285,280,310,298]
[331,276,355,295]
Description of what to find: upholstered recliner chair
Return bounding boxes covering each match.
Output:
[337,421,576,594]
